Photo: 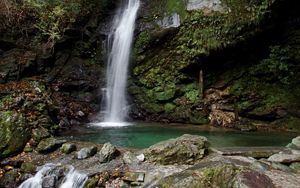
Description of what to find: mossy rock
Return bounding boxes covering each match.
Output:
[0,111,31,158]
[32,128,51,142]
[36,137,66,153]
[20,162,36,173]
[144,134,208,165]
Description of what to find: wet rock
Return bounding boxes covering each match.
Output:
[123,151,139,164]
[144,134,208,165]
[268,153,300,163]
[20,162,36,173]
[77,146,97,160]
[98,143,118,163]
[0,111,31,158]
[42,175,57,188]
[61,143,77,154]
[36,137,67,153]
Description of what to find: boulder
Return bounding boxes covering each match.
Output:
[98,142,118,163]
[60,143,77,154]
[0,111,31,158]
[291,136,300,148]
[143,134,208,165]
[268,154,300,163]
[151,162,274,188]
[20,162,36,173]
[123,151,139,164]
[36,137,66,153]
[77,146,97,160]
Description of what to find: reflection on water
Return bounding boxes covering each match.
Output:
[61,122,296,149]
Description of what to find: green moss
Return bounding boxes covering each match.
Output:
[164,103,176,113]
[0,111,30,158]
[166,0,186,18]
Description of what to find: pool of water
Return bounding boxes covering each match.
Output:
[61,122,296,149]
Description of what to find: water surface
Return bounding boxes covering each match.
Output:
[62,122,295,149]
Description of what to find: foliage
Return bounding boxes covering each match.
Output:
[0,0,108,51]
[250,45,293,84]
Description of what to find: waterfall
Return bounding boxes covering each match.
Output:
[18,164,88,188]
[98,0,140,125]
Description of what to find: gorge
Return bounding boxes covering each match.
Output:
[0,0,300,187]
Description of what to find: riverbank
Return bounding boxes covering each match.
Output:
[1,135,299,187]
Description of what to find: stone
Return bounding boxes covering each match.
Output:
[152,162,275,188]
[98,142,118,163]
[268,154,300,163]
[23,143,33,152]
[36,137,67,153]
[60,143,77,154]
[157,13,180,28]
[291,136,300,148]
[42,175,57,188]
[0,111,31,158]
[289,162,300,172]
[123,151,139,164]
[136,154,145,162]
[77,146,97,160]
[143,134,208,165]
[20,162,36,173]
[122,172,145,182]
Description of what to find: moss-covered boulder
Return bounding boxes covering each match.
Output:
[36,137,66,153]
[154,163,275,188]
[0,111,30,158]
[143,134,208,165]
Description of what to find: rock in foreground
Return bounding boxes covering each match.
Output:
[143,134,208,165]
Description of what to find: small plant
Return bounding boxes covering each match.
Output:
[250,45,293,84]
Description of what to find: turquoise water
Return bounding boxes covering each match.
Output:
[62,123,296,149]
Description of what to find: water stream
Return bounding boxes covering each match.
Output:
[95,0,140,126]
[19,164,87,188]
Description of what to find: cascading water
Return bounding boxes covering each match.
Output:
[96,0,140,126]
[18,164,87,188]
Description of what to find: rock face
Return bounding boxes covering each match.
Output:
[143,134,208,165]
[186,0,225,12]
[131,0,300,130]
[0,111,30,158]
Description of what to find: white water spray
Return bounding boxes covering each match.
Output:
[18,164,87,188]
[97,0,140,126]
